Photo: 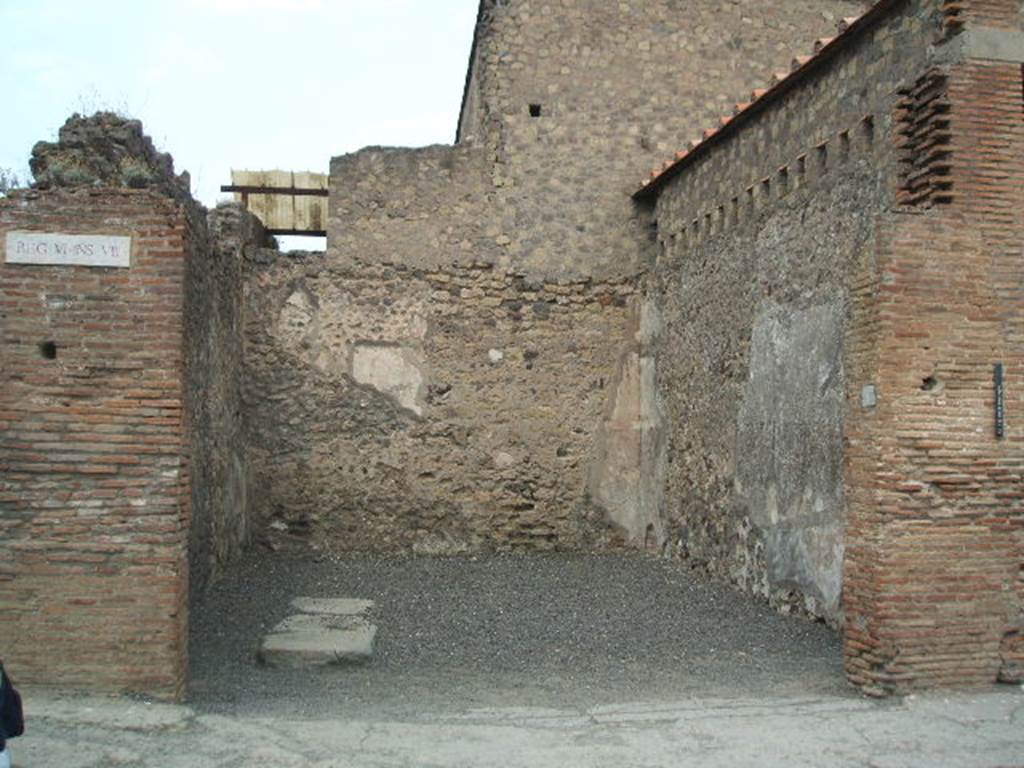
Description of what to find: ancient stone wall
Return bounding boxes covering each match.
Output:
[647,0,1023,688]
[331,0,868,282]
[647,0,938,623]
[279,0,866,554]
[186,204,257,594]
[242,248,660,552]
[0,188,193,698]
[451,0,869,280]
[329,145,497,275]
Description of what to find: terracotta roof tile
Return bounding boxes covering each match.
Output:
[841,15,866,33]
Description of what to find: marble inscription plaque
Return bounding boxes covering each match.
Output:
[4,232,132,268]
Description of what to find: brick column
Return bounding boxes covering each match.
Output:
[843,56,1023,692]
[0,189,192,699]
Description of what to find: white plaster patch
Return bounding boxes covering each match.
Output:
[351,344,426,416]
[589,346,666,548]
[281,289,316,333]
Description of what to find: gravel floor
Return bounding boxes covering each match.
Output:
[189,552,849,718]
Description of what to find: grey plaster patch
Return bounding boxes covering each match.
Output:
[962,27,1024,63]
[279,287,318,343]
[411,532,475,556]
[860,384,877,409]
[735,298,846,618]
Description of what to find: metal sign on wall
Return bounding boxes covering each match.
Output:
[4,232,132,268]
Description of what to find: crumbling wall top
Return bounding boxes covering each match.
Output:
[29,112,192,203]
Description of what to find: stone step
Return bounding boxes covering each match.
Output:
[258,597,377,669]
[290,597,374,617]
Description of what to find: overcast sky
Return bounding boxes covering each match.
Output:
[0,0,479,207]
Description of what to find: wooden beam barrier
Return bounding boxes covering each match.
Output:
[220,185,329,197]
[265,229,327,237]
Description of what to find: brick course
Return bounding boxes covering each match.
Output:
[0,189,193,697]
[844,56,1024,692]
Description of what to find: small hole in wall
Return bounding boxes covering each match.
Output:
[861,115,875,144]
[921,375,940,391]
[38,341,57,360]
[839,130,851,160]
[816,143,829,173]
[777,166,790,195]
[529,104,542,117]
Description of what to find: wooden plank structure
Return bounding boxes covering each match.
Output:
[222,170,328,236]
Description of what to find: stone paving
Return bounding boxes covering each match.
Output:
[188,553,850,719]
[10,553,1024,765]
[258,598,377,669]
[14,687,1024,767]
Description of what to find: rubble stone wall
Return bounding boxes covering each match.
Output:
[242,250,660,552]
[648,0,938,624]
[288,0,865,553]
[185,204,257,595]
[450,0,869,280]
[330,0,868,283]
